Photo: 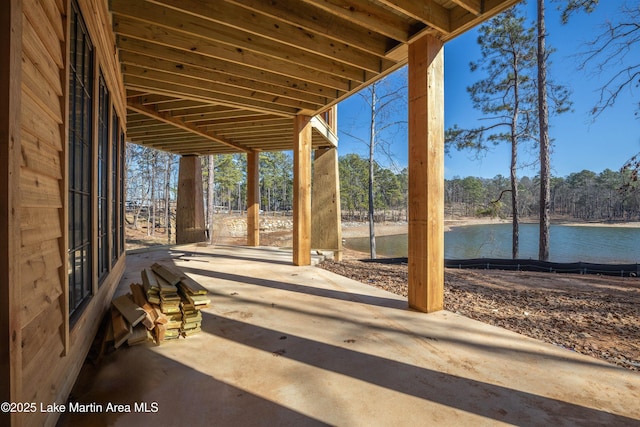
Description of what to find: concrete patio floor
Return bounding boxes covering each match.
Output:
[59,244,640,427]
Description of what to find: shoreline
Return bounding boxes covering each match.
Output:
[342,217,640,240]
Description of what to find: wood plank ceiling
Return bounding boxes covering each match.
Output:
[111,0,520,155]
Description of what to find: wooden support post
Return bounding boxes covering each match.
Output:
[293,115,312,266]
[408,34,445,313]
[176,155,207,244]
[311,148,343,261]
[0,0,22,421]
[247,151,260,246]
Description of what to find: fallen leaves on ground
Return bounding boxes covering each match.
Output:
[319,259,640,371]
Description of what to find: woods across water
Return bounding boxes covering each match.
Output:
[125,145,640,239]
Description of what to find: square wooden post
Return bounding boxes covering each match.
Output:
[311,147,343,261]
[293,115,312,266]
[0,0,22,421]
[408,34,445,313]
[247,151,260,246]
[176,155,207,244]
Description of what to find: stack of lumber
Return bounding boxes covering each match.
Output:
[157,264,211,337]
[108,263,210,346]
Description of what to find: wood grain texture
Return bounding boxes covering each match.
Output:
[293,115,312,266]
[311,148,343,260]
[247,151,260,246]
[0,1,23,421]
[407,34,444,313]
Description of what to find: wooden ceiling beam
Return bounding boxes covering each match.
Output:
[201,118,291,130]
[113,15,358,90]
[449,0,482,15]
[122,64,322,112]
[127,100,252,152]
[299,0,415,42]
[116,37,345,99]
[112,2,371,82]
[119,51,329,107]
[376,0,451,34]
[227,0,395,57]
[147,0,394,73]
[124,77,300,117]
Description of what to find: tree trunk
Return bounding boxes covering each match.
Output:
[538,0,551,261]
[165,155,171,244]
[368,85,377,259]
[207,155,214,243]
[149,155,156,237]
[511,57,520,260]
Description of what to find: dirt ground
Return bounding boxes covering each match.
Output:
[127,220,640,371]
[320,257,640,371]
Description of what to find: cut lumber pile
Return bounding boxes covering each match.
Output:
[107,263,210,347]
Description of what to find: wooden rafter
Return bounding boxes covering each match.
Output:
[299,0,415,42]
[127,100,252,153]
[110,0,521,156]
[377,0,451,34]
[449,0,483,15]
[226,0,395,57]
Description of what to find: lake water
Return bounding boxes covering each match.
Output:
[344,224,640,264]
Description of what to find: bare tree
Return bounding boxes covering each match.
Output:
[342,69,407,259]
[578,2,639,118]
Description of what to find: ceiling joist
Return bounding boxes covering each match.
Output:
[127,100,252,153]
[112,0,521,156]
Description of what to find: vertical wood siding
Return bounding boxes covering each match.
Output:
[18,1,126,425]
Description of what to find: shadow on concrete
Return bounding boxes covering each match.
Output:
[201,311,637,426]
[58,341,330,427]
[180,265,408,310]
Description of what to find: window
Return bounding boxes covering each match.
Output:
[98,73,109,282]
[68,0,94,316]
[111,109,119,265]
[120,132,126,256]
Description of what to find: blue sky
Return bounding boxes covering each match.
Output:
[337,1,640,180]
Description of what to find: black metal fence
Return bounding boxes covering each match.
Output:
[361,257,640,277]
[445,258,640,277]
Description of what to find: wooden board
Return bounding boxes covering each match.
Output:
[178,275,208,295]
[151,262,183,286]
[141,268,160,292]
[111,307,132,349]
[127,323,150,346]
[129,284,156,329]
[112,294,146,328]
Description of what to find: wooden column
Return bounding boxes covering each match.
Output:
[176,155,207,244]
[311,147,343,261]
[0,0,22,422]
[247,151,259,246]
[293,115,312,266]
[408,34,445,313]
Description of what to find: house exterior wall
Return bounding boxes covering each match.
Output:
[1,0,127,425]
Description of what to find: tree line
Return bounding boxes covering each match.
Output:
[446,169,640,221]
[125,147,296,242]
[125,145,640,238]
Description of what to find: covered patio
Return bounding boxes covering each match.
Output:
[113,0,527,313]
[60,245,640,426]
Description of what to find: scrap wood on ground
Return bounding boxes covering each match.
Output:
[99,263,211,355]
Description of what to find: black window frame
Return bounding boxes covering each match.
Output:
[111,109,119,265]
[68,0,94,317]
[97,72,109,282]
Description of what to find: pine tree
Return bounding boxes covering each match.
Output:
[446,6,538,259]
